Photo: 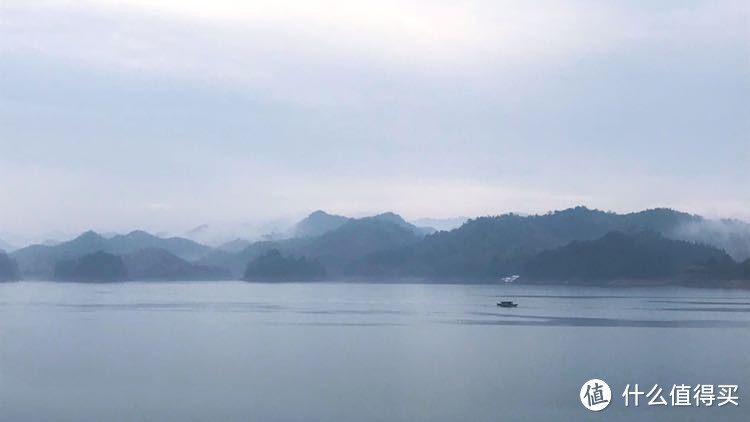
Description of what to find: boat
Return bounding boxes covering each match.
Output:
[501,275,520,283]
[497,301,518,308]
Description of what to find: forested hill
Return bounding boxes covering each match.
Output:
[364,207,704,278]
[12,230,211,278]
[523,231,731,283]
[222,206,748,283]
[8,206,750,285]
[0,251,21,282]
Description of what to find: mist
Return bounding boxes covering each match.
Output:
[672,219,750,261]
[1,0,748,239]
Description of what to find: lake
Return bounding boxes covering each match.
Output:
[1,281,748,421]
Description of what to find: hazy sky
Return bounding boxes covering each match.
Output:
[1,0,748,239]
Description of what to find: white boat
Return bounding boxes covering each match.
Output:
[501,275,520,283]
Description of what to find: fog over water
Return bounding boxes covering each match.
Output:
[1,281,748,421]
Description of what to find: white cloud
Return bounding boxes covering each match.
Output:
[6,0,743,106]
[0,0,747,235]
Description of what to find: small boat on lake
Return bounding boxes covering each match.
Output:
[497,301,518,308]
[501,275,520,283]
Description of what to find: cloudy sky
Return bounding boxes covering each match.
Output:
[1,0,748,240]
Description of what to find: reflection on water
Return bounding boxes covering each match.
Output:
[659,307,750,313]
[459,313,750,328]
[1,281,748,422]
[651,300,750,305]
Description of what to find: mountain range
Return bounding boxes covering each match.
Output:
[523,231,730,283]
[12,230,210,279]
[244,249,325,281]
[0,237,15,252]
[54,251,129,282]
[4,207,750,285]
[122,248,230,281]
[197,211,434,276]
[292,210,351,238]
[365,207,706,278]
[0,251,21,281]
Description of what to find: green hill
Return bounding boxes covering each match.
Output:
[244,249,325,281]
[293,210,351,238]
[523,231,729,283]
[365,207,703,278]
[13,230,210,278]
[0,252,21,282]
[123,248,231,281]
[54,251,129,282]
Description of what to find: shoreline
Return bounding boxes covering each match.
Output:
[5,276,750,289]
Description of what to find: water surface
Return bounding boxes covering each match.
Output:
[1,281,748,421]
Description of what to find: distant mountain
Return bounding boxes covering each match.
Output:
[292,210,350,238]
[216,238,252,253]
[523,231,729,283]
[184,220,294,246]
[365,207,704,278]
[54,251,129,282]
[410,217,468,232]
[122,248,230,281]
[200,215,422,277]
[186,224,210,238]
[0,252,21,281]
[270,216,420,274]
[291,210,433,239]
[300,217,420,273]
[12,231,106,279]
[197,237,311,278]
[670,218,750,261]
[195,249,249,278]
[739,259,750,279]
[106,230,211,260]
[0,237,16,252]
[16,206,749,284]
[367,212,435,236]
[12,230,211,278]
[212,207,712,279]
[244,249,325,281]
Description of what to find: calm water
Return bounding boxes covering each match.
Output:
[1,281,748,421]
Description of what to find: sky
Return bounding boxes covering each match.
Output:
[1,0,748,241]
